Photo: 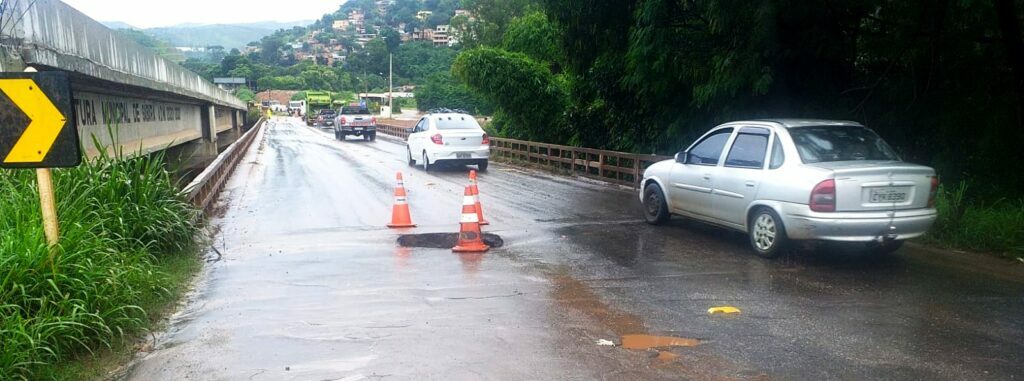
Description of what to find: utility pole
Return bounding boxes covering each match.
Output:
[388,53,393,113]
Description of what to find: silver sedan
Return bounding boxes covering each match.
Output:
[640,119,938,258]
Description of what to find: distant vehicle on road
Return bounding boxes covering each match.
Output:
[315,109,337,128]
[334,105,377,141]
[305,91,332,126]
[640,119,938,258]
[288,100,305,116]
[405,111,490,172]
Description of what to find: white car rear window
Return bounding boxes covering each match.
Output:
[435,116,480,130]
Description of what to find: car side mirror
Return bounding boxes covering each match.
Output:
[405,128,415,133]
[675,152,688,164]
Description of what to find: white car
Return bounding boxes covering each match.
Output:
[406,112,490,171]
[640,119,938,258]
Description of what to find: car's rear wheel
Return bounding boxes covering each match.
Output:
[369,132,376,141]
[642,183,670,225]
[478,160,488,172]
[422,151,432,172]
[749,208,787,258]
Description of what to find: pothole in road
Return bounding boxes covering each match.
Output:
[397,233,504,249]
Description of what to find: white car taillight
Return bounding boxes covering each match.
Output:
[431,134,444,145]
[810,179,836,212]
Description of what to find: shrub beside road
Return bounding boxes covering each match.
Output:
[928,182,1024,259]
[0,148,199,380]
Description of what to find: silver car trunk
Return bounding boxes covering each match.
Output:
[813,161,934,212]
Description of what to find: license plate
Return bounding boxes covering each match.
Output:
[354,127,363,131]
[456,153,471,159]
[870,188,908,203]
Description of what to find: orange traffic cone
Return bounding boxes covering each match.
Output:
[469,170,489,225]
[453,185,489,253]
[387,172,416,228]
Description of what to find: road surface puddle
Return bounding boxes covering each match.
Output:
[620,334,701,350]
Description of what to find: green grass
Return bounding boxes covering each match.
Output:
[46,253,201,380]
[926,181,1024,259]
[0,143,199,380]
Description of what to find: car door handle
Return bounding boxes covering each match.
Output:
[703,174,712,180]
[745,181,756,187]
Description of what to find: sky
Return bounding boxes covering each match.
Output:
[61,0,342,28]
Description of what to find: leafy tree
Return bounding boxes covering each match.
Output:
[234,88,255,102]
[346,38,391,77]
[393,41,457,84]
[501,11,562,70]
[452,47,567,141]
[259,37,284,65]
[535,0,1024,196]
[459,0,539,47]
[415,71,493,114]
[381,27,402,52]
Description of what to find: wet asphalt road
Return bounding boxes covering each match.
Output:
[126,118,1024,380]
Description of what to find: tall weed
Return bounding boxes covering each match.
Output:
[930,181,1024,258]
[0,141,198,379]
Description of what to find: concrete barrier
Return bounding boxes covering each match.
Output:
[184,119,264,214]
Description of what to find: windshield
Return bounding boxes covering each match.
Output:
[435,116,480,130]
[789,126,899,163]
[340,107,370,115]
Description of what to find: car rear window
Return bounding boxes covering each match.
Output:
[319,109,336,115]
[789,126,899,163]
[340,107,370,115]
[435,115,480,130]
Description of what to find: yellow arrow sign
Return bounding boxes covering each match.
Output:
[0,78,68,164]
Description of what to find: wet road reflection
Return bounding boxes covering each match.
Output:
[126,118,1024,380]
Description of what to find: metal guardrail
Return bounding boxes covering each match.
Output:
[377,121,671,188]
[184,118,265,214]
[376,123,411,140]
[489,138,672,188]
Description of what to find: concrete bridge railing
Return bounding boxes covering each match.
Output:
[1,0,249,166]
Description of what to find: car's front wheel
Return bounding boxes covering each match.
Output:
[407,148,416,166]
[749,208,787,258]
[642,183,670,225]
[422,151,432,172]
